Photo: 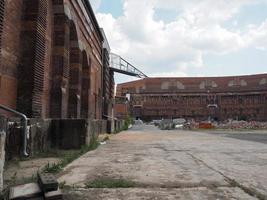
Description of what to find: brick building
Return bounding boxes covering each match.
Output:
[0,0,114,120]
[114,96,129,119]
[117,74,267,121]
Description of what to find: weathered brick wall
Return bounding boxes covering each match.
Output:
[0,0,107,120]
[0,0,23,110]
[17,0,53,118]
[0,116,7,192]
[50,0,104,119]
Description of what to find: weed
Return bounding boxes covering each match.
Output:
[122,115,133,131]
[85,178,135,188]
[42,136,99,174]
[10,172,17,185]
[59,181,66,189]
[43,162,62,173]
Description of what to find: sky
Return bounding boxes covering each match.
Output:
[89,0,267,84]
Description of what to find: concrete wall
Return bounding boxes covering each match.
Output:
[50,119,87,150]
[1,117,125,191]
[5,118,52,160]
[5,118,125,158]
[0,116,7,192]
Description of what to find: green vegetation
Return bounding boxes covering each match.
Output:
[125,115,134,130]
[85,178,135,188]
[43,135,99,174]
[42,162,62,174]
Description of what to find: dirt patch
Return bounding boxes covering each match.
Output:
[4,157,60,187]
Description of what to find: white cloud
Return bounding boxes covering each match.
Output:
[96,0,267,79]
[246,20,267,50]
[89,0,101,11]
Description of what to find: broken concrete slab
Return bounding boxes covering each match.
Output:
[44,189,63,200]
[4,158,61,185]
[9,183,42,200]
[38,173,58,193]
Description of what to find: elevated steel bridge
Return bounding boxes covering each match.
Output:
[109,53,148,78]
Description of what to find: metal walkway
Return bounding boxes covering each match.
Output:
[110,53,148,78]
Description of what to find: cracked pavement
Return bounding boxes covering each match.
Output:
[60,125,267,199]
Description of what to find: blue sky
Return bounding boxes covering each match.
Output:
[90,0,267,83]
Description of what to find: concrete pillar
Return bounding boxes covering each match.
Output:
[0,116,7,192]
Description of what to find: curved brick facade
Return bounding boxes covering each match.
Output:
[0,0,114,120]
[117,74,267,121]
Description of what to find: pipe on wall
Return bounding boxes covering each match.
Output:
[0,104,29,157]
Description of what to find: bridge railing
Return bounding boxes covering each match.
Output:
[110,53,148,78]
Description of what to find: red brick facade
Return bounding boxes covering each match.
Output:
[114,96,128,119]
[0,0,114,120]
[117,74,267,121]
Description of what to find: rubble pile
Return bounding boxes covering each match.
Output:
[215,120,267,130]
[155,118,267,130]
[187,120,199,129]
[8,172,62,200]
[159,119,175,130]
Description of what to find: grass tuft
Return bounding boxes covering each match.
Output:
[85,178,135,188]
[43,136,100,174]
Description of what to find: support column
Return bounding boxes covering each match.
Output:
[68,22,82,118]
[81,51,90,119]
[50,2,70,118]
[17,0,51,118]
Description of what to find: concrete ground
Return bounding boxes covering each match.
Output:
[60,125,267,200]
[204,130,267,144]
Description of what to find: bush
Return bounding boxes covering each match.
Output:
[122,115,133,130]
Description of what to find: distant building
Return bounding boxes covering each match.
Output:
[114,96,129,119]
[116,74,267,121]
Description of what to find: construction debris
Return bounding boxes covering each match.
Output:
[187,120,267,130]
[9,183,42,200]
[44,189,63,200]
[215,120,267,130]
[159,119,175,130]
[9,173,62,200]
[155,118,267,130]
[37,173,58,193]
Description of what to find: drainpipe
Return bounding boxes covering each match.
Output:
[0,104,29,157]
